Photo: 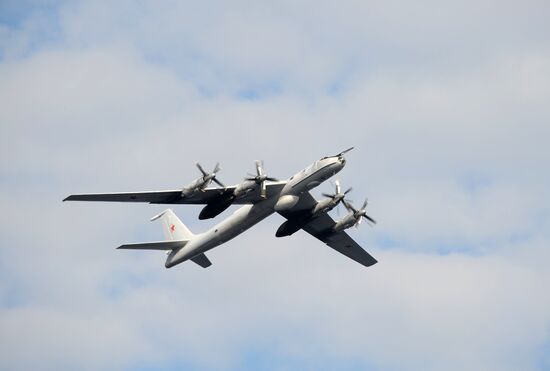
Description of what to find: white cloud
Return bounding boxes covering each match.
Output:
[1,0,550,370]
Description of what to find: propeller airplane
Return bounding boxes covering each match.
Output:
[64,147,378,269]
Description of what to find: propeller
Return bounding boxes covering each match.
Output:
[321,179,352,212]
[245,160,278,198]
[343,198,377,227]
[196,162,225,188]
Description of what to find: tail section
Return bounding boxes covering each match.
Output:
[121,209,210,269]
[151,209,194,241]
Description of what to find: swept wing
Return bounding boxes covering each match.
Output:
[64,182,287,205]
[278,192,377,267]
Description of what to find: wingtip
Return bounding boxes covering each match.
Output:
[151,209,171,221]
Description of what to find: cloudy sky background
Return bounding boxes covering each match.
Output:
[1,0,549,370]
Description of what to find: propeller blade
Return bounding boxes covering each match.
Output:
[322,193,335,198]
[213,162,221,174]
[335,179,341,195]
[265,176,278,181]
[196,162,208,176]
[213,178,226,188]
[245,177,256,181]
[260,181,267,198]
[255,160,263,177]
[362,198,368,210]
[364,214,377,225]
[342,199,356,213]
[344,187,352,195]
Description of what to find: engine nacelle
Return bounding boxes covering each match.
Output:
[274,195,300,212]
[199,200,233,220]
[199,192,235,220]
[276,220,304,237]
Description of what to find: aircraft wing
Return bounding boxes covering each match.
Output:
[64,182,287,205]
[278,192,377,267]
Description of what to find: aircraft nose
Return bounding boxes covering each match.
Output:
[329,157,346,175]
[336,156,346,167]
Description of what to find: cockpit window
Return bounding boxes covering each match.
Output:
[305,160,323,173]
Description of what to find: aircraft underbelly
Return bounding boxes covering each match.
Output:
[215,199,277,243]
[171,198,277,266]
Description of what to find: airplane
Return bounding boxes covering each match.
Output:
[63,147,378,269]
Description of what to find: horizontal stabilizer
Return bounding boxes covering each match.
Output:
[117,240,187,250]
[190,253,212,268]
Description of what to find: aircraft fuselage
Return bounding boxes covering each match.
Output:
[165,156,345,267]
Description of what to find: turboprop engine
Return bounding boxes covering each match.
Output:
[182,162,225,198]
[199,161,278,220]
[333,199,376,232]
[235,160,278,199]
[275,180,352,237]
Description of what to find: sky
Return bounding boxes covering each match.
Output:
[1,0,550,370]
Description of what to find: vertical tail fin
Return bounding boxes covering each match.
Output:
[151,209,194,241]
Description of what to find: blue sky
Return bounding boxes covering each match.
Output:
[1,1,550,370]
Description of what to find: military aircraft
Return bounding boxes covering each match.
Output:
[64,148,377,269]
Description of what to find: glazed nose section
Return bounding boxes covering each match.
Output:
[338,156,346,165]
[333,156,346,171]
[328,157,346,176]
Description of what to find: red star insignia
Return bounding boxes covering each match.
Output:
[170,224,175,232]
